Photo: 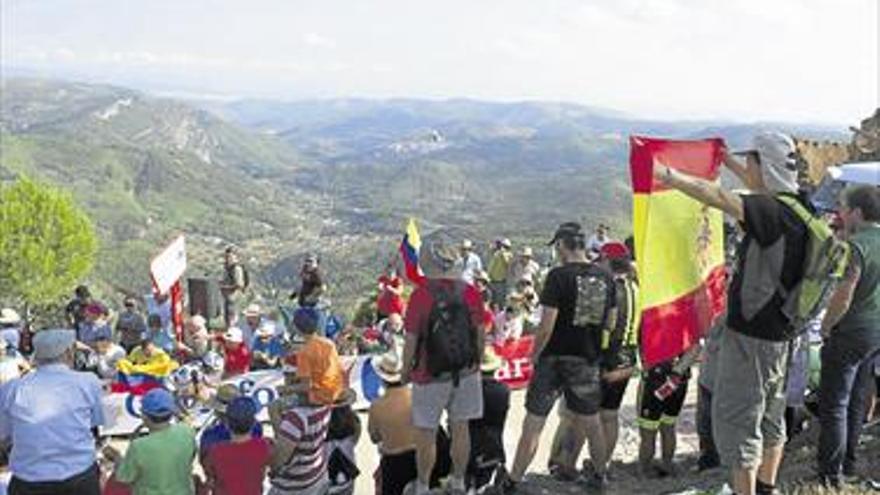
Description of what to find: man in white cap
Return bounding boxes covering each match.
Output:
[0,328,105,494]
[654,132,811,495]
[240,303,263,349]
[459,239,484,285]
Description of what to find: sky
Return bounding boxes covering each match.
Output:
[1,0,877,125]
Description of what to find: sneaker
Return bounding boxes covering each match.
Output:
[696,454,721,472]
[494,466,518,495]
[581,472,608,493]
[550,464,580,483]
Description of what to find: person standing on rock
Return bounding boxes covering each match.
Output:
[402,230,486,495]
[817,185,880,487]
[654,132,813,495]
[499,222,616,493]
[220,246,248,326]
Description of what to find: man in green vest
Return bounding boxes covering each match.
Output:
[817,185,880,487]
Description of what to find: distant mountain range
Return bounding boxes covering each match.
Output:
[0,77,852,314]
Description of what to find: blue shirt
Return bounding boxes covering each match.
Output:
[198,420,263,455]
[77,321,112,346]
[0,363,105,481]
[251,336,285,359]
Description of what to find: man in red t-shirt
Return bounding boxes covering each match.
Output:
[377,270,406,322]
[203,396,272,495]
[222,327,250,378]
[402,230,487,495]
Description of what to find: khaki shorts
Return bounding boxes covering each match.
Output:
[712,329,790,469]
[412,371,484,429]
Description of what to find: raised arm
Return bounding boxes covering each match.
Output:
[654,164,745,222]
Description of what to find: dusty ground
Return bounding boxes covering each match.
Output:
[350,375,880,495]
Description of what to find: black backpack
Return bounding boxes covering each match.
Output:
[422,281,479,386]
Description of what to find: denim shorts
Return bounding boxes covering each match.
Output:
[525,355,601,417]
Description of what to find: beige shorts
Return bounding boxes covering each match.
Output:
[411,371,484,429]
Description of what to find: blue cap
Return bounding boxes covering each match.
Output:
[141,388,177,419]
[225,396,258,433]
[226,396,258,423]
[293,307,320,334]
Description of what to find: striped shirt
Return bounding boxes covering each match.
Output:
[271,405,332,494]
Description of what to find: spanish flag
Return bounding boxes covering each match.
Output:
[631,137,727,368]
[399,218,426,285]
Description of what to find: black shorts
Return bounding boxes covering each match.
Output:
[600,376,630,411]
[526,356,600,417]
[637,364,689,431]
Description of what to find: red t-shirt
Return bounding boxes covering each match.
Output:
[205,437,272,495]
[404,279,489,384]
[377,275,406,316]
[224,344,251,376]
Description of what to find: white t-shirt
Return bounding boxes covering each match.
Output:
[96,344,127,379]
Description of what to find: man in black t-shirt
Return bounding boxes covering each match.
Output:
[499,222,616,493]
[656,132,809,495]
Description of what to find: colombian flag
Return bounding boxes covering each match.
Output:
[631,137,727,368]
[399,218,426,285]
[110,356,178,395]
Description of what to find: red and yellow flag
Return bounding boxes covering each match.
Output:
[630,136,727,368]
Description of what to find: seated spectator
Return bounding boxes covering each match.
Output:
[251,325,285,370]
[115,297,147,354]
[0,308,22,352]
[294,307,344,405]
[0,335,28,384]
[327,395,361,495]
[222,327,251,378]
[106,388,197,494]
[77,303,112,349]
[241,304,265,350]
[468,349,510,491]
[179,315,211,360]
[200,384,264,460]
[203,396,272,495]
[368,352,450,495]
[94,334,126,380]
[147,313,177,355]
[268,373,333,495]
[118,336,179,378]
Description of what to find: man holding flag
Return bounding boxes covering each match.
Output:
[654,132,810,495]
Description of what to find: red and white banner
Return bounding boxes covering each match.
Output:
[492,336,534,390]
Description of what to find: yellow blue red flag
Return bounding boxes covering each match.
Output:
[399,218,425,285]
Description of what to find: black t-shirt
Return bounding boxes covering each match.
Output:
[726,193,809,341]
[539,261,616,363]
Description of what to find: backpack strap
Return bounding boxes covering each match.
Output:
[772,195,815,299]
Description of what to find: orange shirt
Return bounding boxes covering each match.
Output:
[296,336,344,405]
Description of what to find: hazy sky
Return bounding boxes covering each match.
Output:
[2,0,877,124]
